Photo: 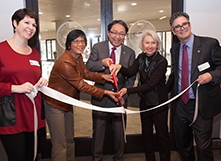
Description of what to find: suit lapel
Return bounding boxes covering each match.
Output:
[174,43,180,77]
[104,41,110,58]
[191,35,201,78]
[119,44,126,64]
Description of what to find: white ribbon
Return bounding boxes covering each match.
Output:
[26,80,199,160]
[25,87,38,161]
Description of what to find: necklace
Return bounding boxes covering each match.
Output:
[145,52,158,67]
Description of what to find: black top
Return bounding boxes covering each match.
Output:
[120,52,168,107]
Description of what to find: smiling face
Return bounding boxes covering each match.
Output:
[70,36,86,56]
[172,16,192,43]
[142,35,158,57]
[14,15,37,40]
[107,23,126,47]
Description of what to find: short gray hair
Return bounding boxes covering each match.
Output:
[139,29,161,51]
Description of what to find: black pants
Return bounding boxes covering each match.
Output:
[140,103,170,161]
[0,127,45,161]
[92,110,126,161]
[174,99,214,161]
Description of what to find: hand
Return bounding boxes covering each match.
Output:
[197,72,212,85]
[118,88,127,97]
[102,74,114,83]
[35,77,48,88]
[104,90,118,102]
[11,82,34,94]
[102,58,113,67]
[109,64,122,76]
[117,97,125,106]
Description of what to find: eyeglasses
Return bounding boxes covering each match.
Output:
[72,39,85,44]
[109,31,126,37]
[173,22,190,31]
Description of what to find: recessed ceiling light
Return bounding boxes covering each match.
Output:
[88,28,98,31]
[66,15,70,18]
[131,3,137,6]
[97,19,100,21]
[89,33,95,38]
[159,16,166,20]
[159,10,164,13]
[39,11,43,15]
[84,2,90,7]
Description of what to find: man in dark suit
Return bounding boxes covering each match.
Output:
[167,12,221,161]
[86,20,136,161]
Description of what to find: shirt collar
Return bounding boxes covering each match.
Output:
[180,33,194,48]
[108,41,121,51]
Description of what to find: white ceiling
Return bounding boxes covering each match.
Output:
[38,0,171,34]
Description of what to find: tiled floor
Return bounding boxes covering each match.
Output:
[42,150,221,161]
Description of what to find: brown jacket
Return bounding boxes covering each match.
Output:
[44,50,105,111]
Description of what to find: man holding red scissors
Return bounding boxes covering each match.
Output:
[86,20,135,161]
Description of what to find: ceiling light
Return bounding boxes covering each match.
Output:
[131,3,137,6]
[39,11,43,15]
[66,15,70,18]
[97,19,100,21]
[159,16,166,20]
[89,33,95,38]
[88,28,98,31]
[118,6,126,12]
[159,10,164,13]
[84,2,90,7]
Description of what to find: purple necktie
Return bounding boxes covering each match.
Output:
[181,44,189,104]
[110,47,116,64]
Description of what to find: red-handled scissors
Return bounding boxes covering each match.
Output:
[109,60,127,143]
[109,60,121,105]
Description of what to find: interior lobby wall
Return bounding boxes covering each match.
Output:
[184,0,221,44]
[0,0,24,41]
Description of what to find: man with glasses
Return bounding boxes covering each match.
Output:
[167,11,221,161]
[86,20,135,161]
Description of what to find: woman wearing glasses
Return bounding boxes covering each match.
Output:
[110,29,170,161]
[44,29,117,161]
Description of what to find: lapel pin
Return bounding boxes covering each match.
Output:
[198,50,200,53]
[123,51,126,54]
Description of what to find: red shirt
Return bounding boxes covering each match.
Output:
[0,41,45,134]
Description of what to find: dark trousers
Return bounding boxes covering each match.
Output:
[140,103,170,161]
[174,99,214,161]
[0,127,45,161]
[92,110,126,161]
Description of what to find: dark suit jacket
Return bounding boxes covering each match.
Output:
[86,40,136,108]
[167,35,221,119]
